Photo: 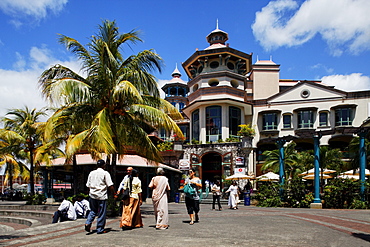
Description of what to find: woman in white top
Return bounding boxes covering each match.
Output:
[211,180,222,211]
[120,169,143,229]
[226,181,239,209]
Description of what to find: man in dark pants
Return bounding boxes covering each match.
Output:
[85,159,114,234]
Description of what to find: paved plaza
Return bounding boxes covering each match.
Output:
[0,200,369,247]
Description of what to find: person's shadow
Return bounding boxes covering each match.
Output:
[352,233,370,242]
[86,228,116,235]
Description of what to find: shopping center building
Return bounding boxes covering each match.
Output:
[160,24,370,184]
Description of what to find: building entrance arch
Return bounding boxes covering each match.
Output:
[201,152,222,185]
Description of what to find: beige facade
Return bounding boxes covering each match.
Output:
[161,25,370,183]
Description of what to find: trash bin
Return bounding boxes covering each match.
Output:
[244,192,250,206]
[175,192,180,203]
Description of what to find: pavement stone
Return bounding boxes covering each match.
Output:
[0,201,369,247]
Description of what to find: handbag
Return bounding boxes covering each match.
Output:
[121,176,132,200]
[183,183,195,197]
[121,189,130,200]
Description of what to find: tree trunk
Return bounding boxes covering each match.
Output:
[29,149,35,196]
[112,153,117,186]
[73,154,78,195]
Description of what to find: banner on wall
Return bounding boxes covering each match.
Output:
[235,156,244,166]
[234,167,246,174]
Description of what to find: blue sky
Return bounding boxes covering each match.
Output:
[0,0,369,117]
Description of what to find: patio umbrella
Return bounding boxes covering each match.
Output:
[299,168,336,176]
[341,168,370,176]
[225,174,255,181]
[302,174,333,180]
[337,174,368,180]
[256,172,279,182]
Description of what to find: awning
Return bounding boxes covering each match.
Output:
[46,154,181,173]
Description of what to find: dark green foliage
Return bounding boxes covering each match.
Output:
[107,197,120,216]
[24,193,46,205]
[67,192,89,202]
[253,182,282,207]
[323,178,369,209]
[283,178,313,208]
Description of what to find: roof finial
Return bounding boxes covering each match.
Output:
[216,19,219,29]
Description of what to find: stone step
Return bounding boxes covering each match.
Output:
[0,216,41,227]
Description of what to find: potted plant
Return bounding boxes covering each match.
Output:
[237,124,255,138]
[237,124,255,149]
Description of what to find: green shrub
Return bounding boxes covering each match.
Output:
[253,182,282,207]
[349,199,368,209]
[283,178,312,208]
[67,193,89,202]
[322,178,364,209]
[24,193,46,205]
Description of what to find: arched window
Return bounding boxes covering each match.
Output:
[192,110,199,141]
[206,106,222,142]
[229,106,241,138]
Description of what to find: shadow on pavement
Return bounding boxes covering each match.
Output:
[352,233,370,242]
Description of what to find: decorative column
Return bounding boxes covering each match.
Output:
[276,139,286,199]
[311,134,322,209]
[358,129,367,201]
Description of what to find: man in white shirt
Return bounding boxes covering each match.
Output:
[85,159,114,234]
[52,198,77,223]
[74,195,90,218]
[116,167,133,195]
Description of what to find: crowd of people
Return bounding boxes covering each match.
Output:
[52,159,250,234]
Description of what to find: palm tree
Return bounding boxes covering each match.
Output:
[347,136,370,172]
[0,107,47,195]
[319,146,343,172]
[39,20,183,184]
[0,136,30,190]
[261,142,302,180]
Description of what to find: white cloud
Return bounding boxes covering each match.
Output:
[321,73,370,92]
[252,0,370,55]
[0,46,82,118]
[0,0,68,26]
[0,0,67,18]
[310,63,334,74]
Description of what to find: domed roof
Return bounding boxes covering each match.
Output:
[206,19,229,47]
[167,65,186,85]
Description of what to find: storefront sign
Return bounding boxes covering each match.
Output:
[235,156,244,166]
[178,159,190,170]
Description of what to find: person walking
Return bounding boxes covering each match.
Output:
[148,167,170,230]
[211,180,222,211]
[120,169,143,229]
[226,180,239,209]
[85,159,114,234]
[115,167,133,215]
[184,169,202,225]
[116,167,133,197]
